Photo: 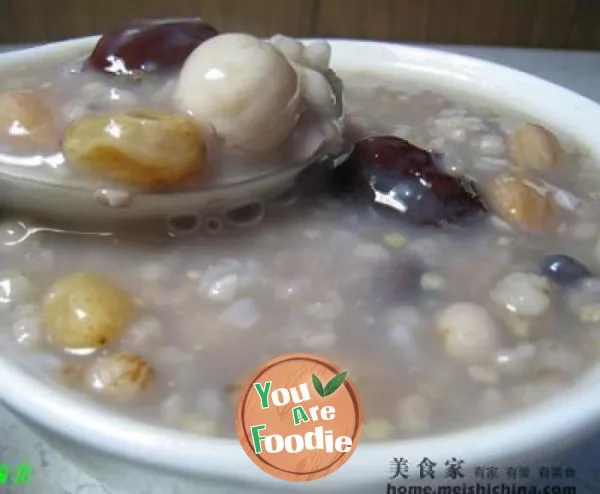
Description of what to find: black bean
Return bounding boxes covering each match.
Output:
[540,254,591,285]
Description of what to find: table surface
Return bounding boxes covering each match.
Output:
[1,43,600,494]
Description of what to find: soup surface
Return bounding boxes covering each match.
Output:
[2,25,600,442]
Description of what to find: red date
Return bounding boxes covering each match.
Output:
[327,135,486,227]
[88,18,219,75]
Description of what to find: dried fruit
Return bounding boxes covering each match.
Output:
[487,174,555,231]
[509,123,561,171]
[388,170,485,226]
[351,135,437,176]
[0,90,57,149]
[328,136,486,226]
[63,109,205,190]
[42,272,134,349]
[88,18,219,75]
[85,352,154,402]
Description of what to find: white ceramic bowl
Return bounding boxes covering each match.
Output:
[2,37,600,494]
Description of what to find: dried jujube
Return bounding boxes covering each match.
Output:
[327,135,486,226]
[88,18,219,75]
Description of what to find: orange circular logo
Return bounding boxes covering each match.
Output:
[235,353,364,482]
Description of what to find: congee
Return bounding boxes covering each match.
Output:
[1,18,600,441]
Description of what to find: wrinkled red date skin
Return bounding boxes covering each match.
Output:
[88,17,219,75]
[352,135,437,176]
[327,135,487,227]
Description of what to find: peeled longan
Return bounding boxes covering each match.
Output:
[42,272,134,349]
[62,109,206,190]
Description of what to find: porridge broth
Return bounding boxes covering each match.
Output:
[1,60,600,441]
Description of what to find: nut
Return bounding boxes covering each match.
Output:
[487,174,555,231]
[0,90,57,149]
[84,352,154,402]
[63,109,205,190]
[436,302,500,364]
[508,123,560,171]
[42,272,134,349]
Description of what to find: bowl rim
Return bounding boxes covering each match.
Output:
[2,36,600,492]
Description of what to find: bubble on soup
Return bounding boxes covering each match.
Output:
[224,202,265,229]
[63,109,206,190]
[42,272,134,349]
[84,352,154,403]
[166,212,202,237]
[204,215,224,235]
